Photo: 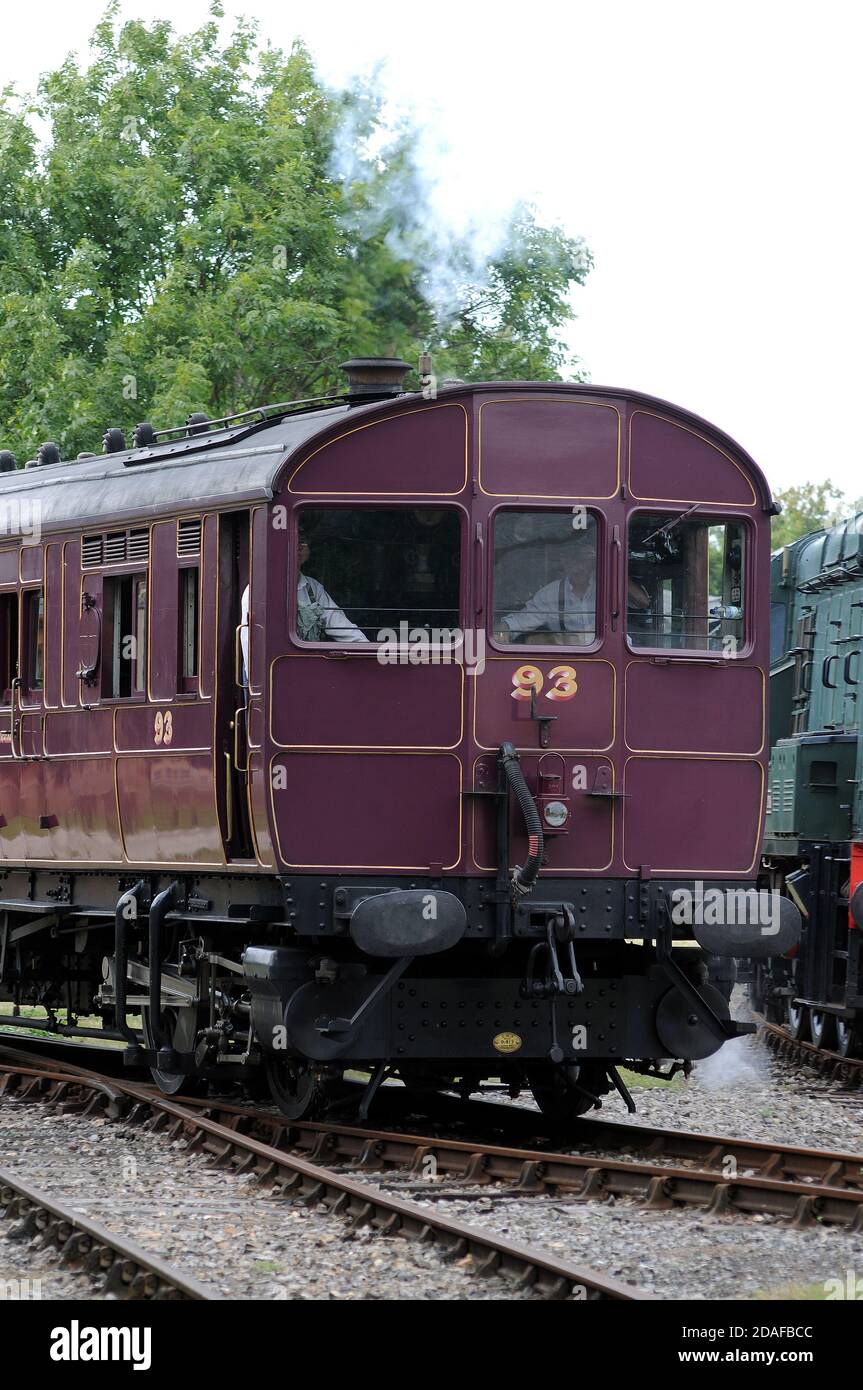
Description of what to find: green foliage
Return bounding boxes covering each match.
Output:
[0,7,591,462]
[771,480,848,550]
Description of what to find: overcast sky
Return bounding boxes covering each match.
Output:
[2,1,861,501]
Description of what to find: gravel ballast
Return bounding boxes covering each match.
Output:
[1,1002,861,1301]
[0,1100,532,1300]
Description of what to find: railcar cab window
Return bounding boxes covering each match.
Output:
[102,574,147,698]
[627,512,746,654]
[178,566,199,689]
[23,588,44,693]
[0,593,18,703]
[493,510,598,647]
[293,510,461,643]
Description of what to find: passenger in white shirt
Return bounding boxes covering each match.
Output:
[498,573,597,644]
[240,527,367,679]
[294,526,368,642]
[495,543,650,646]
[496,557,597,645]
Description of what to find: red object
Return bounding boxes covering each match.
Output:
[850,843,863,929]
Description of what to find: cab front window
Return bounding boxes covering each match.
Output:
[295,509,461,643]
[493,509,598,647]
[627,512,746,654]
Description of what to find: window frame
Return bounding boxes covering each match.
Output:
[624,507,754,660]
[290,503,468,652]
[100,569,149,702]
[487,502,606,657]
[0,590,19,706]
[177,560,200,693]
[20,585,44,702]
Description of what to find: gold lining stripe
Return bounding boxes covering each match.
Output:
[621,660,766,757]
[627,410,758,506]
[268,652,465,751]
[286,403,469,497]
[620,754,765,875]
[469,754,615,873]
[478,396,621,500]
[472,656,617,754]
[115,750,226,869]
[268,750,463,870]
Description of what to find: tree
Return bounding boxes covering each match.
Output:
[771,480,848,549]
[0,6,591,463]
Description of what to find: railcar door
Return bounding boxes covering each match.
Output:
[215,510,254,860]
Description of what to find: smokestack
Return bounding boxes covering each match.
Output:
[340,357,412,403]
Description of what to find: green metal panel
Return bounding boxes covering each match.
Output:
[766,735,856,842]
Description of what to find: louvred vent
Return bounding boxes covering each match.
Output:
[127,529,149,562]
[81,534,103,567]
[81,529,151,568]
[105,533,127,564]
[177,519,202,557]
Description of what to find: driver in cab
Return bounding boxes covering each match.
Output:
[495,535,649,645]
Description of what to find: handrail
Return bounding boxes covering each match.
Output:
[9,677,21,760]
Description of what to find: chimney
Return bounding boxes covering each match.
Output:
[340,357,412,404]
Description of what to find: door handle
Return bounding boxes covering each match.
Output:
[611,525,621,630]
[9,677,21,760]
[232,706,248,773]
[474,523,484,618]
[235,622,248,688]
[822,654,839,689]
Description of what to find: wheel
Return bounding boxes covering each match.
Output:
[528,1062,609,1127]
[787,999,810,1041]
[809,1010,837,1050]
[265,1055,323,1120]
[835,1019,862,1058]
[141,1005,202,1095]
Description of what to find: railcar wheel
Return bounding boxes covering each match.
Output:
[787,999,810,1041]
[835,1019,862,1058]
[265,1055,322,1120]
[809,1010,836,1050]
[141,1005,202,1095]
[528,1062,608,1126]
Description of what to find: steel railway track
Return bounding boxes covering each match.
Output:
[3,1044,863,1240]
[756,1016,863,1086]
[0,1046,642,1301]
[0,1164,219,1300]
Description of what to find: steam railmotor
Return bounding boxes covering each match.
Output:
[0,360,799,1118]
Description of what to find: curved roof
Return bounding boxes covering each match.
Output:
[0,382,775,534]
[0,404,352,533]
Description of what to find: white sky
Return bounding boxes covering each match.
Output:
[2,0,861,501]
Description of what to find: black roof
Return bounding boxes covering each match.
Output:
[0,404,352,533]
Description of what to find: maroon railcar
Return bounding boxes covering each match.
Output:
[0,362,799,1118]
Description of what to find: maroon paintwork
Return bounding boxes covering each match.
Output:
[0,383,772,885]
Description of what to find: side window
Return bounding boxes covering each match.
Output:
[492,509,598,648]
[294,509,461,643]
[178,565,199,688]
[0,592,19,701]
[23,588,44,692]
[627,513,746,654]
[102,573,147,698]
